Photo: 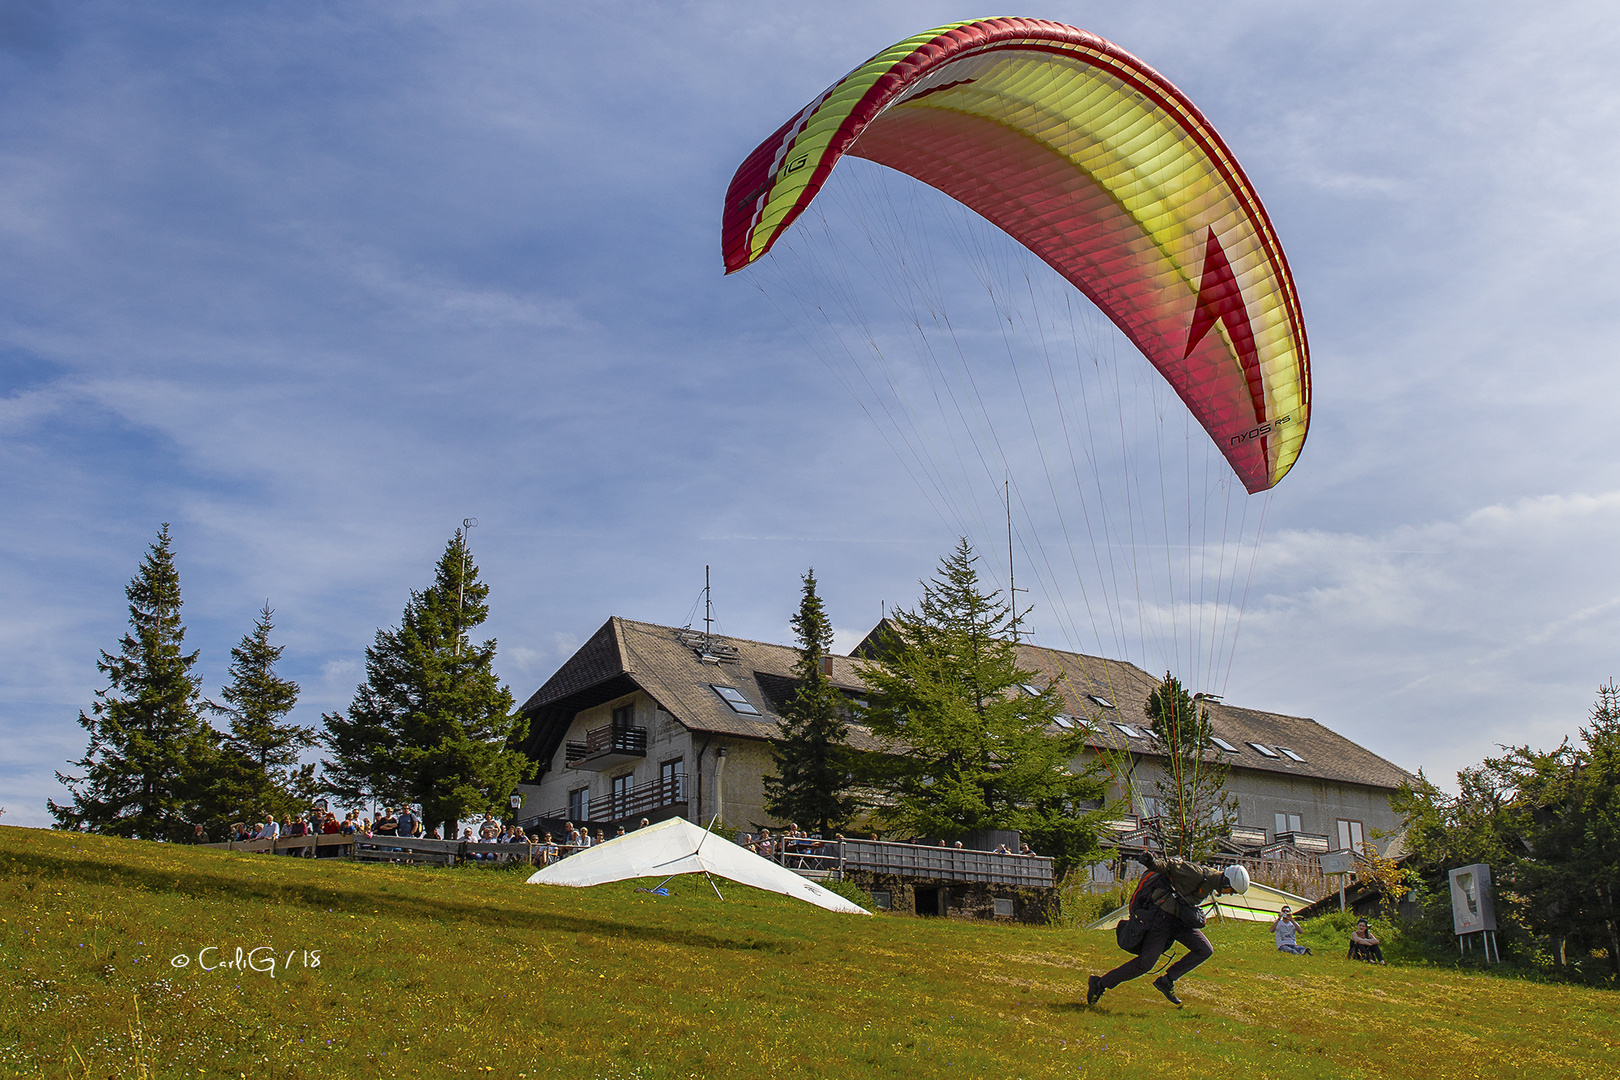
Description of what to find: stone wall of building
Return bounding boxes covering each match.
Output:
[844,871,1059,924]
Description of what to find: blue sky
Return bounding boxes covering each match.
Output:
[5,2,1620,827]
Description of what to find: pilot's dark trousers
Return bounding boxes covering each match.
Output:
[1100,915,1214,988]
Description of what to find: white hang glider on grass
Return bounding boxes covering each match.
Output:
[526,816,870,916]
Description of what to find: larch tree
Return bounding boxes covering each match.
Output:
[321,529,533,831]
[1142,672,1237,860]
[49,524,217,841]
[854,539,1106,869]
[763,569,860,835]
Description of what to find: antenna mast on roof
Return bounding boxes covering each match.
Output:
[704,565,713,654]
[1007,478,1027,644]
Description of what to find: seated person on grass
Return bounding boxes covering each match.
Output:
[1348,919,1387,964]
[1272,905,1311,955]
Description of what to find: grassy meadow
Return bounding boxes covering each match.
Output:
[1,825,1615,1080]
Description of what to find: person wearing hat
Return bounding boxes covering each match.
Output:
[1272,905,1311,955]
[1088,851,1250,1007]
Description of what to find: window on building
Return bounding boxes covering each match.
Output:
[612,703,635,728]
[1277,746,1305,762]
[1337,818,1365,854]
[993,897,1015,917]
[1211,736,1240,753]
[1274,812,1302,834]
[1053,715,1075,730]
[1112,722,1146,739]
[1018,683,1042,697]
[611,773,633,817]
[660,758,684,801]
[1088,693,1116,709]
[1248,742,1281,758]
[568,787,588,823]
[710,685,761,715]
[869,890,892,910]
[1141,796,1162,819]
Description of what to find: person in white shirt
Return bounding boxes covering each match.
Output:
[256,814,279,841]
[1272,905,1311,955]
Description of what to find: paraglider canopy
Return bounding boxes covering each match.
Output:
[723,17,1310,493]
[526,817,870,916]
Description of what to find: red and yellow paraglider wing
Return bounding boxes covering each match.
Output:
[721,18,1309,492]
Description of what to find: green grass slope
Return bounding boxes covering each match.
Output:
[1,825,1614,1079]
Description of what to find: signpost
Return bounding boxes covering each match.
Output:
[1319,851,1352,912]
[1448,863,1499,962]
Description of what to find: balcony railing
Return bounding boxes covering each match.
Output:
[1274,830,1331,853]
[1226,824,1269,848]
[837,838,1055,888]
[564,724,648,771]
[537,774,686,826]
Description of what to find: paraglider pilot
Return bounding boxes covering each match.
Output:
[1088,852,1250,1006]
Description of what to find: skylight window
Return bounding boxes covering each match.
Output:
[1247,742,1280,758]
[1019,683,1043,697]
[1211,737,1240,753]
[710,685,761,715]
[1277,747,1306,763]
[1113,722,1146,739]
[1053,715,1075,730]
[1087,693,1116,709]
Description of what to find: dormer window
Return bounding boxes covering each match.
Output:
[710,685,761,715]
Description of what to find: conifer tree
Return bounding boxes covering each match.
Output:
[321,529,533,830]
[203,604,316,825]
[50,524,217,840]
[763,569,860,834]
[856,539,1106,867]
[1142,672,1237,860]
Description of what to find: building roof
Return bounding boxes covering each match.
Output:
[856,621,1415,792]
[515,617,886,772]
[518,617,1413,792]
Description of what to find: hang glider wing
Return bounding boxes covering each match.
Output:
[527,817,870,916]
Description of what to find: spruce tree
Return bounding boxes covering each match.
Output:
[203,604,317,826]
[1142,672,1237,859]
[49,524,217,841]
[856,539,1106,867]
[763,569,860,834]
[321,529,533,830]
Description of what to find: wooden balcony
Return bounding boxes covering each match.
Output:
[536,774,686,828]
[1226,824,1269,848]
[839,838,1055,888]
[564,724,647,771]
[1275,830,1331,853]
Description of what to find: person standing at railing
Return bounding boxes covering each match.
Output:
[539,833,559,865]
[374,809,399,837]
[397,806,418,840]
[256,814,279,842]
